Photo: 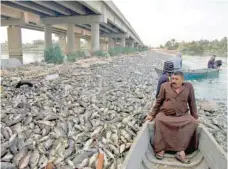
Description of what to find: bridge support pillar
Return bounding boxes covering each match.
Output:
[120,38,125,48]
[7,26,23,63]
[75,36,81,51]
[67,24,75,55]
[100,42,107,51]
[87,40,91,52]
[129,40,134,48]
[134,43,138,49]
[44,24,52,49]
[91,23,100,52]
[58,36,67,55]
[108,37,114,49]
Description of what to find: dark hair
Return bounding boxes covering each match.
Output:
[173,71,184,77]
[215,60,222,67]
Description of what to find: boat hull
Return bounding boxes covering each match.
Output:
[154,68,219,80]
[122,121,227,169]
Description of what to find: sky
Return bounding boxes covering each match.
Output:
[1,0,228,47]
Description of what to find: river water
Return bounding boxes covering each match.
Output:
[1,52,227,104]
[183,55,227,104]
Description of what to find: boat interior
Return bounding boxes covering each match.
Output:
[122,122,227,169]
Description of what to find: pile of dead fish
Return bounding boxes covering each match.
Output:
[1,53,158,169]
[1,51,227,169]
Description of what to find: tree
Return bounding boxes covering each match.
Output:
[161,37,227,56]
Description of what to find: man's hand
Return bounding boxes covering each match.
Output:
[145,115,154,122]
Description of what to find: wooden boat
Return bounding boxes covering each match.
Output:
[122,121,227,169]
[154,68,219,80]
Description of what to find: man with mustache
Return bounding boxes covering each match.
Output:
[145,71,199,163]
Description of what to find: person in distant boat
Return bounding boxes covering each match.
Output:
[207,55,216,68]
[145,71,199,164]
[214,60,222,70]
[155,61,174,98]
[170,52,182,70]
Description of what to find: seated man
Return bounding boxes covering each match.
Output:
[155,61,174,98]
[146,71,199,163]
[207,55,216,68]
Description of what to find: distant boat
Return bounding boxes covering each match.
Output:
[122,121,227,169]
[154,68,219,80]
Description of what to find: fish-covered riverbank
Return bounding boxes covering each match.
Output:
[1,51,227,169]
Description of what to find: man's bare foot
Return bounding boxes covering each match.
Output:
[175,151,190,164]
[155,150,165,159]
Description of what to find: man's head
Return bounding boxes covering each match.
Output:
[176,52,182,58]
[211,55,216,60]
[163,61,174,76]
[171,71,184,88]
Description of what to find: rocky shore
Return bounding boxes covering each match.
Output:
[1,51,227,169]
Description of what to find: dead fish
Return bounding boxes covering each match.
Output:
[8,114,25,126]
[23,116,33,125]
[91,126,103,137]
[120,136,127,143]
[12,147,28,166]
[111,133,119,145]
[44,115,59,121]
[125,127,137,137]
[83,138,94,150]
[1,127,9,139]
[36,120,55,127]
[1,141,9,157]
[120,144,126,154]
[11,123,23,133]
[19,151,32,169]
[79,158,89,168]
[39,135,50,142]
[110,160,116,169]
[64,139,75,159]
[106,130,112,142]
[108,144,119,155]
[37,154,48,168]
[34,113,45,121]
[9,134,18,154]
[44,139,53,150]
[1,153,14,162]
[67,121,74,136]
[89,152,98,167]
[74,124,83,131]
[5,127,13,137]
[66,159,75,168]
[41,127,50,136]
[29,149,40,168]
[59,122,68,134]
[121,129,132,141]
[54,127,67,137]
[17,134,25,151]
[0,162,17,169]
[73,151,94,165]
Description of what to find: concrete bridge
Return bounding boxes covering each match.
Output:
[1,1,144,62]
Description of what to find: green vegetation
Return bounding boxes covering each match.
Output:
[67,50,86,62]
[42,45,149,64]
[93,50,110,57]
[162,37,227,57]
[44,44,64,64]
